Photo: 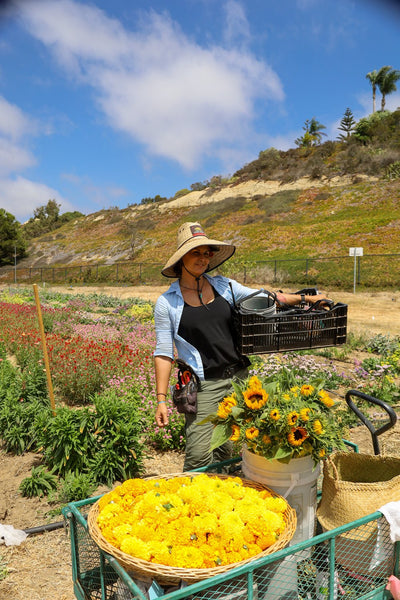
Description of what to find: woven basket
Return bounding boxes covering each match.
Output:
[88,472,297,585]
[317,452,400,575]
[317,451,400,531]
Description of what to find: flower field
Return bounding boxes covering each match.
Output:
[0,286,399,500]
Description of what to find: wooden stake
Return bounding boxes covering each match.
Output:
[33,284,56,416]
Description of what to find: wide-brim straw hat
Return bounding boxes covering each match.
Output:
[161,222,236,278]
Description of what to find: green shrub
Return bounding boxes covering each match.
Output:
[19,466,58,498]
[57,472,97,503]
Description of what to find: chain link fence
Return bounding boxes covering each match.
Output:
[0,253,399,289]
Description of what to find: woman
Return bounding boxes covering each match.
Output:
[154,222,328,471]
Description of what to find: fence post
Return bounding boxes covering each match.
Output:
[305,259,309,280]
[358,256,361,285]
[116,264,119,282]
[243,265,247,284]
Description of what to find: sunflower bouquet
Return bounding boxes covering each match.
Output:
[207,371,347,465]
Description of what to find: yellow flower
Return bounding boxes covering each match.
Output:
[300,384,314,396]
[224,395,237,407]
[290,386,300,396]
[287,426,308,446]
[270,409,280,421]
[319,448,326,458]
[318,390,335,407]
[243,387,268,410]
[299,407,311,421]
[262,434,271,445]
[287,411,299,425]
[248,376,263,390]
[282,393,291,401]
[245,426,259,440]
[230,424,241,441]
[313,420,324,435]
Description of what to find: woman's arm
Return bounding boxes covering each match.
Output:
[275,291,331,306]
[154,355,173,427]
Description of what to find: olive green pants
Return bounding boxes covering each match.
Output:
[183,369,247,472]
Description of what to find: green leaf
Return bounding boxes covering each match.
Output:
[210,422,232,451]
[274,447,293,461]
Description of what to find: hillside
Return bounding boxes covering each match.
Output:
[18,174,399,269]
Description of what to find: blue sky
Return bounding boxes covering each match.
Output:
[0,0,399,222]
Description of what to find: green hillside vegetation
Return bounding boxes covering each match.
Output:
[3,107,399,289]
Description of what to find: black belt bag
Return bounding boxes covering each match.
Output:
[171,359,199,414]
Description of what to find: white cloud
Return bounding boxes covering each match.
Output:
[0,96,38,176]
[0,138,36,176]
[223,0,251,46]
[15,0,285,169]
[0,176,72,221]
[0,95,37,140]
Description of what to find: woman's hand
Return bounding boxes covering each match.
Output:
[155,401,169,427]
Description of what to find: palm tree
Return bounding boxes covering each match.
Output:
[377,66,400,111]
[366,70,379,113]
[295,118,327,147]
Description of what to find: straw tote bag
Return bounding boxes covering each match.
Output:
[317,451,400,531]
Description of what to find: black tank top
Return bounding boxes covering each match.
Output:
[178,290,242,378]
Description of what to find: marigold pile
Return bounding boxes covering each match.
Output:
[96,473,288,569]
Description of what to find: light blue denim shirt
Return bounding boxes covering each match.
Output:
[154,274,264,380]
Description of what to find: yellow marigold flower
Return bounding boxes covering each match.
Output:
[257,530,278,550]
[287,426,309,446]
[243,387,268,410]
[313,420,324,435]
[287,411,299,425]
[262,434,271,445]
[270,409,280,420]
[318,390,335,407]
[245,426,259,440]
[299,407,311,421]
[120,536,151,561]
[170,545,204,569]
[230,424,241,441]
[300,384,314,396]
[262,497,288,513]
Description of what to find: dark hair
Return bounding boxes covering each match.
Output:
[172,260,183,277]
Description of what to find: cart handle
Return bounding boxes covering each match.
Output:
[345,389,397,455]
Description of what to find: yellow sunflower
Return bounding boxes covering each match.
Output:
[243,387,268,410]
[287,411,299,425]
[287,427,308,446]
[300,384,315,396]
[230,424,241,442]
[245,426,259,440]
[318,390,335,407]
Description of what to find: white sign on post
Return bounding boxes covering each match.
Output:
[349,247,363,293]
[349,247,363,257]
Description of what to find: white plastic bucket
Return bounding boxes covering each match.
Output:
[239,295,276,317]
[242,448,320,547]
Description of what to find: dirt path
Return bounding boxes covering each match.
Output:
[1,285,400,599]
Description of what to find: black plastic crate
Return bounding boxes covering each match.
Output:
[233,289,347,355]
